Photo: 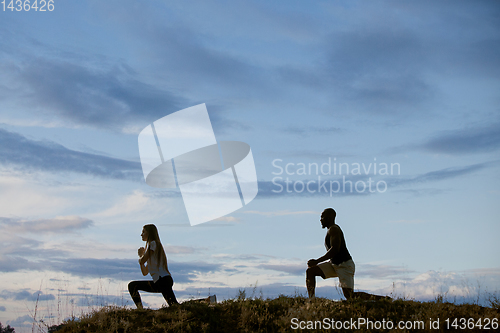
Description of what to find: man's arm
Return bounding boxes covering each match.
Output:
[308,227,341,267]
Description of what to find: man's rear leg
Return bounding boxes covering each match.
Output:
[306,266,325,298]
[342,288,390,301]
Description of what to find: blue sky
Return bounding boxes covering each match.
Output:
[1,0,499,331]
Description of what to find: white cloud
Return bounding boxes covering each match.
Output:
[164,245,201,255]
[93,190,172,221]
[244,210,319,217]
[212,216,240,223]
[0,216,93,234]
[7,314,33,331]
[374,269,500,306]
[0,174,71,217]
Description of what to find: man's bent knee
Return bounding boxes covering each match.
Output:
[306,266,325,279]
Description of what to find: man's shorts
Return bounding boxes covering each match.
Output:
[318,259,355,289]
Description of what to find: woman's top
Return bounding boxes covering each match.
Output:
[147,240,170,282]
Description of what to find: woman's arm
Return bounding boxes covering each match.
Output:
[139,259,149,276]
[138,246,151,276]
[139,247,151,265]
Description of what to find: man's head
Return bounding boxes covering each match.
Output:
[320,208,336,228]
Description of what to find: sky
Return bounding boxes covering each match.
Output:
[1,0,499,331]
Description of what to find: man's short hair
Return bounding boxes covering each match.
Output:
[323,208,336,219]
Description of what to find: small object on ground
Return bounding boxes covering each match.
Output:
[185,295,217,304]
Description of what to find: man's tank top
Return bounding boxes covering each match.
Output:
[325,225,352,265]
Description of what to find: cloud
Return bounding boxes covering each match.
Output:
[0,128,142,180]
[280,1,500,116]
[257,176,379,198]
[6,315,32,330]
[389,162,492,186]
[257,262,415,279]
[0,253,224,284]
[0,255,43,273]
[0,30,253,134]
[74,294,130,308]
[0,216,93,234]
[325,29,432,107]
[0,290,55,302]
[95,190,153,218]
[257,264,305,276]
[164,246,201,255]
[282,126,343,137]
[259,161,494,198]
[2,0,499,134]
[267,151,354,160]
[0,306,5,311]
[50,258,222,284]
[7,56,186,130]
[42,258,139,280]
[378,268,500,306]
[421,123,500,155]
[0,216,216,281]
[169,262,224,283]
[0,221,74,267]
[245,210,318,217]
[93,1,274,97]
[211,216,241,223]
[356,264,414,279]
[146,26,263,91]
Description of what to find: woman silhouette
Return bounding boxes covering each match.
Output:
[128,224,178,309]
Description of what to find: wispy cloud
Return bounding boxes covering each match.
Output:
[0,256,42,273]
[257,264,304,276]
[257,262,415,280]
[0,216,93,234]
[245,210,318,217]
[6,315,32,330]
[256,177,370,198]
[4,55,187,130]
[258,161,494,198]
[282,126,343,137]
[211,216,241,223]
[356,264,414,279]
[389,162,493,186]
[378,268,500,306]
[421,123,500,155]
[0,290,55,302]
[51,258,223,284]
[0,248,224,283]
[164,246,202,255]
[0,128,142,180]
[325,28,433,108]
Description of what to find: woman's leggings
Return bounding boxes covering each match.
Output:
[128,275,178,306]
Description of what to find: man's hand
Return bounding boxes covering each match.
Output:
[138,247,145,257]
[307,259,319,267]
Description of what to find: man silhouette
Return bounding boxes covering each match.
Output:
[306,208,387,300]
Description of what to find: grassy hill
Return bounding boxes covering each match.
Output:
[47,295,499,333]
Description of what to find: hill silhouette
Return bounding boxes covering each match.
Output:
[46,295,499,333]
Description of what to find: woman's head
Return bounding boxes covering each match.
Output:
[142,224,160,243]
